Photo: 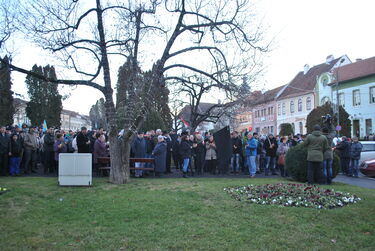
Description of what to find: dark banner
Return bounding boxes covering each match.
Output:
[213,126,232,174]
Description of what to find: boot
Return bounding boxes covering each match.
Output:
[183,172,188,178]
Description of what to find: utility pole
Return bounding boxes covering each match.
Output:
[335,58,346,136]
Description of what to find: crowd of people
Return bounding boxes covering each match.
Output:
[0,124,367,183]
[0,125,109,177]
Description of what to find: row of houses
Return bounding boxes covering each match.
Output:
[234,55,375,138]
[13,98,91,131]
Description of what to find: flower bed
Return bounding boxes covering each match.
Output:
[224,183,361,209]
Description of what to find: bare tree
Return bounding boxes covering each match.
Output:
[1,0,268,184]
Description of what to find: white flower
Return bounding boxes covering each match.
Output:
[288,200,293,204]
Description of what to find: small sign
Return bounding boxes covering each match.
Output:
[336,125,342,131]
[249,127,253,132]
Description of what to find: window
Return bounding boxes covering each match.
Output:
[306,97,312,110]
[278,104,281,115]
[298,99,302,112]
[353,90,361,106]
[290,101,295,113]
[370,87,375,103]
[321,96,330,105]
[271,107,274,115]
[338,93,345,107]
[299,122,303,134]
[282,103,286,115]
[321,76,329,86]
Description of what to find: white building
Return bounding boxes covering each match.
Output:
[318,56,375,138]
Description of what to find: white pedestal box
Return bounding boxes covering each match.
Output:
[58,153,92,186]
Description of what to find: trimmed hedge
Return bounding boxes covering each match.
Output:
[285,143,340,182]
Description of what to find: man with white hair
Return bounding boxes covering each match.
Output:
[152,135,167,176]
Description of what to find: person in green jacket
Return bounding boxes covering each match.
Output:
[302,125,329,184]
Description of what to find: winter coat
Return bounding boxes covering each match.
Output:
[336,140,350,159]
[276,142,289,156]
[54,140,67,161]
[180,140,192,159]
[0,133,10,154]
[194,140,205,157]
[23,131,38,151]
[350,142,363,160]
[205,141,217,160]
[303,130,329,162]
[132,137,147,158]
[145,137,155,155]
[43,133,55,152]
[10,138,22,157]
[245,138,258,156]
[323,133,334,160]
[231,137,242,154]
[264,137,278,157]
[77,132,90,153]
[93,139,108,164]
[152,142,167,173]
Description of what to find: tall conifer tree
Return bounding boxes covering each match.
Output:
[25,65,62,127]
[0,56,14,126]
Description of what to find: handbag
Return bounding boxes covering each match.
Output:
[277,154,285,166]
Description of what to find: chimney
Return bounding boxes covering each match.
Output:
[326,55,334,64]
[356,58,362,62]
[304,64,310,75]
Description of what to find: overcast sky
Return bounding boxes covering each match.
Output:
[10,0,375,115]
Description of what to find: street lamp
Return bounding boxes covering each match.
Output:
[335,58,346,136]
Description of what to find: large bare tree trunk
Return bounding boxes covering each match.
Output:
[108,134,129,184]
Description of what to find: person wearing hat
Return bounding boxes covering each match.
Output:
[43,127,56,174]
[303,125,329,184]
[23,126,39,174]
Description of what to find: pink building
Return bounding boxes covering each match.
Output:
[251,85,286,135]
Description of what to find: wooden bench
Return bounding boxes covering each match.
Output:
[96,157,155,176]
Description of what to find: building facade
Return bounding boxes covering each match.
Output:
[318,56,375,138]
[251,85,285,135]
[12,98,91,130]
[276,93,315,135]
[277,55,351,135]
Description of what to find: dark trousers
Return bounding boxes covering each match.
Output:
[172,153,181,170]
[195,153,205,174]
[307,161,323,184]
[166,151,172,173]
[340,158,350,175]
[206,159,217,174]
[0,153,9,176]
[44,151,55,174]
[24,149,37,173]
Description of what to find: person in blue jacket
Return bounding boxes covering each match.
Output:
[245,132,258,177]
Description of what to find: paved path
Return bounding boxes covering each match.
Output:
[333,174,375,189]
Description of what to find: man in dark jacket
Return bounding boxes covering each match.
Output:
[152,135,167,177]
[171,132,181,170]
[349,136,363,177]
[0,126,11,176]
[43,127,55,174]
[231,131,242,174]
[163,131,173,174]
[264,134,278,175]
[335,136,351,175]
[131,132,147,177]
[303,125,329,184]
[77,127,91,153]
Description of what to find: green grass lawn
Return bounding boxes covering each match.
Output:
[0,177,374,250]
